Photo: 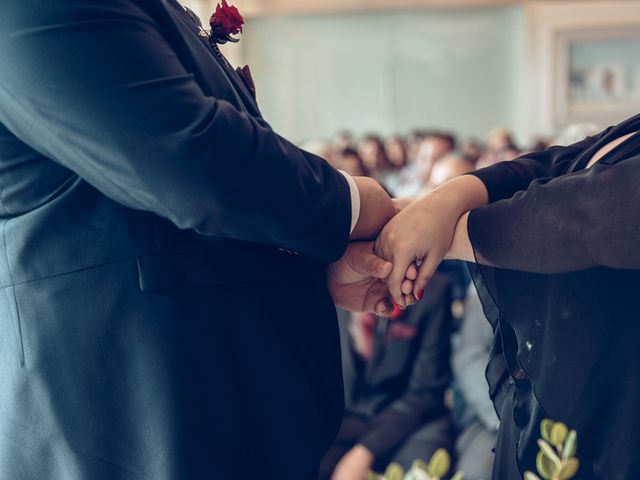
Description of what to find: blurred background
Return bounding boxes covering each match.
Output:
[184,0,640,148]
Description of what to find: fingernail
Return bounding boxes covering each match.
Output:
[389,303,404,320]
[416,289,424,300]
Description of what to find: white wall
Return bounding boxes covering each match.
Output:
[242,7,527,143]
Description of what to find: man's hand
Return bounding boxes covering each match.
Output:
[327,241,395,316]
[349,177,397,241]
[331,445,374,480]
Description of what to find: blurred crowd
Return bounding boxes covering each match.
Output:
[310,127,554,480]
[304,127,549,199]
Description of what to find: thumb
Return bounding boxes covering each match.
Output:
[351,243,393,279]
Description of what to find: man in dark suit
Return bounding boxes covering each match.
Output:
[0,1,405,479]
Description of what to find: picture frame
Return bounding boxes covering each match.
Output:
[555,29,640,128]
[526,1,640,139]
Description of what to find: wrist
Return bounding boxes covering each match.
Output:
[429,175,489,216]
[446,211,474,262]
[349,177,395,240]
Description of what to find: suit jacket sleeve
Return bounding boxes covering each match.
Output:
[357,279,453,458]
[468,155,640,273]
[0,0,351,262]
[469,129,612,203]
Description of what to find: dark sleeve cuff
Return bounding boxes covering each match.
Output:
[467,162,532,204]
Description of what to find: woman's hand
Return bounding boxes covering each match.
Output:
[375,175,489,306]
[375,194,461,306]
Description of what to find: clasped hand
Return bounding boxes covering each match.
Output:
[328,176,473,315]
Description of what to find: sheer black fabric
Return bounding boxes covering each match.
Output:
[466,113,640,479]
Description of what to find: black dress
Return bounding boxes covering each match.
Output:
[467,113,640,479]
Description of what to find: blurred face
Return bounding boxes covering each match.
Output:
[487,129,511,151]
[341,153,366,177]
[416,137,452,167]
[359,139,382,170]
[429,157,473,187]
[333,134,353,152]
[386,138,407,168]
[407,136,423,163]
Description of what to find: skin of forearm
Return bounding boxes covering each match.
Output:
[438,176,489,263]
[429,174,489,216]
[447,212,475,262]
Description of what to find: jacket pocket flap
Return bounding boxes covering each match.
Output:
[136,250,324,292]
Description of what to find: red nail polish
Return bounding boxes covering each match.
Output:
[416,289,424,300]
[389,303,404,320]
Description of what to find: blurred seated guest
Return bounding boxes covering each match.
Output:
[385,135,409,170]
[300,139,339,168]
[333,130,356,153]
[358,134,393,178]
[528,137,550,153]
[382,135,409,195]
[406,129,430,164]
[452,285,498,480]
[319,275,454,480]
[339,147,368,177]
[424,152,474,193]
[476,127,519,168]
[462,139,483,166]
[390,132,456,197]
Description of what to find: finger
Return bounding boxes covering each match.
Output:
[405,263,418,281]
[387,254,413,307]
[352,244,393,279]
[414,253,441,296]
[401,278,414,295]
[404,293,417,306]
[374,297,395,317]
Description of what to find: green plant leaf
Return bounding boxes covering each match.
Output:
[557,458,580,479]
[366,472,381,480]
[562,430,578,460]
[407,467,431,480]
[450,471,465,480]
[536,450,556,479]
[541,419,554,443]
[411,459,430,473]
[550,422,569,446]
[537,439,561,465]
[427,449,451,479]
[384,462,405,480]
[524,472,543,480]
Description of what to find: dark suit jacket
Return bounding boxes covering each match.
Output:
[0,1,352,479]
[337,275,453,459]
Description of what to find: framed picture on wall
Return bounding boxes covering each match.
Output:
[526,1,640,139]
[555,29,640,127]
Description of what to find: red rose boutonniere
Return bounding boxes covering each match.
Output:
[209,0,244,44]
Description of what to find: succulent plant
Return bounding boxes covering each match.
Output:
[367,418,578,480]
[524,419,580,480]
[367,449,463,480]
[366,418,579,480]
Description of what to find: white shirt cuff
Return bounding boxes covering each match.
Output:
[339,170,361,234]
